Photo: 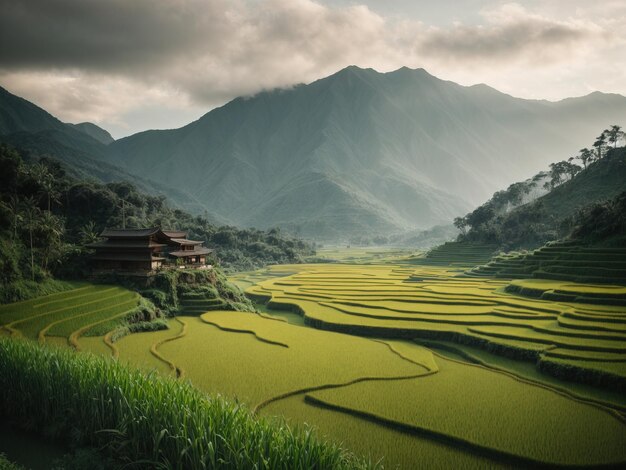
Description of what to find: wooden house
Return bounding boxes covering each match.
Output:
[89,228,213,274]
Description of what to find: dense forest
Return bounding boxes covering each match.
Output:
[454,126,626,249]
[0,145,315,302]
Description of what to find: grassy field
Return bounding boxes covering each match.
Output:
[1,259,625,468]
[0,338,370,470]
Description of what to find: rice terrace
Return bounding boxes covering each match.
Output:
[2,243,626,468]
[2,1,626,468]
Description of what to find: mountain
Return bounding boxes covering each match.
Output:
[102,66,626,240]
[69,122,115,145]
[460,146,626,250]
[0,85,220,221]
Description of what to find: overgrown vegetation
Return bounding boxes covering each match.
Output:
[565,191,626,246]
[0,454,25,470]
[454,126,626,250]
[0,338,371,470]
[0,145,315,303]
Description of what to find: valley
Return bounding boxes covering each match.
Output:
[2,252,624,468]
[1,23,626,467]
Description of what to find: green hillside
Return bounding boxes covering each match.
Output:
[458,145,626,250]
[0,86,216,218]
[68,122,114,145]
[0,145,315,304]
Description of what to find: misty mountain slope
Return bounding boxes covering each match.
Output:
[460,147,626,250]
[104,66,626,239]
[0,85,222,222]
[69,122,115,144]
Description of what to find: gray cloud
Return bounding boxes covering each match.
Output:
[0,0,231,70]
[0,0,620,137]
[417,4,601,64]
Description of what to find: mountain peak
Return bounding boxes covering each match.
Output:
[69,122,115,145]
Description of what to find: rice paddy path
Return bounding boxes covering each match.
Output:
[304,354,626,468]
[149,317,188,379]
[0,286,137,342]
[253,338,437,415]
[146,311,434,411]
[108,316,189,378]
[418,339,626,417]
[246,264,626,391]
[68,306,138,351]
[37,301,137,347]
[194,311,438,414]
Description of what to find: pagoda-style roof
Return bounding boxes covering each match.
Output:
[91,227,212,271]
[169,247,213,257]
[91,253,167,262]
[170,238,203,246]
[162,230,187,238]
[87,240,167,249]
[99,228,190,240]
[100,227,161,238]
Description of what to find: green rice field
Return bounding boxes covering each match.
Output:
[1,259,625,468]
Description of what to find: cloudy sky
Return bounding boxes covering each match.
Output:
[1,0,625,138]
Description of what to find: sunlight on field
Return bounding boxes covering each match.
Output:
[247,264,626,381]
[1,263,625,468]
[307,356,626,466]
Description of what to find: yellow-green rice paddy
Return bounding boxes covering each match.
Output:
[1,261,625,468]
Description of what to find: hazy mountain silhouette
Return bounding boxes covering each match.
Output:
[104,66,626,239]
[0,85,217,219]
[4,67,626,240]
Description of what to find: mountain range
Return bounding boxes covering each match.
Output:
[0,86,215,220]
[3,66,626,240]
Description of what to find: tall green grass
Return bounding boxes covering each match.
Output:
[0,338,372,470]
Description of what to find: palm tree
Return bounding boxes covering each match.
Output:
[39,174,61,212]
[2,195,23,240]
[79,221,100,245]
[30,163,59,212]
[22,197,41,281]
[40,211,64,271]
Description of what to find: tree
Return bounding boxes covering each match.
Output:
[30,162,59,212]
[578,148,593,169]
[22,197,40,281]
[453,216,468,235]
[592,133,607,161]
[564,160,582,180]
[79,221,101,245]
[39,211,65,271]
[606,125,624,149]
[466,204,496,229]
[548,161,567,189]
[1,195,23,240]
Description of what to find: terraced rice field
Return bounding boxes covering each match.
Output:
[468,241,626,285]
[247,264,626,389]
[411,242,498,267]
[0,284,140,350]
[2,262,625,468]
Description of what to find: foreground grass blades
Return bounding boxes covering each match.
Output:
[0,338,372,470]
